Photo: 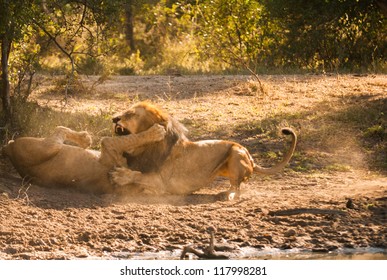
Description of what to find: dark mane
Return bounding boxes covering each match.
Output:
[123,115,187,173]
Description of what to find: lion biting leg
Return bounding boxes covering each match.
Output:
[99,124,166,168]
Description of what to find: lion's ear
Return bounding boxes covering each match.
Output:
[143,103,169,124]
[154,111,169,124]
[159,120,169,128]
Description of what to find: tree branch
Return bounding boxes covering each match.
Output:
[31,18,75,99]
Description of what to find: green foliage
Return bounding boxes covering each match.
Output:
[2,0,386,82]
[195,0,266,71]
[132,0,205,73]
[364,124,385,140]
[260,0,386,72]
[9,25,41,102]
[191,0,386,72]
[77,57,105,75]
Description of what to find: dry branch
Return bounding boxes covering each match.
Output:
[268,208,347,216]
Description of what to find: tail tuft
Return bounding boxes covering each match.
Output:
[253,127,297,175]
[281,127,294,136]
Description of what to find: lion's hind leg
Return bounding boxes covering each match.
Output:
[3,127,92,168]
[218,145,254,200]
[110,167,142,187]
[49,126,92,148]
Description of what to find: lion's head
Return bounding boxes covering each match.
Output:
[113,102,169,135]
[112,102,188,172]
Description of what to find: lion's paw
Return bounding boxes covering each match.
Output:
[216,190,241,201]
[148,124,167,142]
[78,132,92,148]
[110,167,141,187]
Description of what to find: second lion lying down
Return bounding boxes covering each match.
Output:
[111,102,297,198]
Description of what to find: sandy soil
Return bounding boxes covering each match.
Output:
[0,74,386,259]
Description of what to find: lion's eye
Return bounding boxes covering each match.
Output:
[124,112,135,119]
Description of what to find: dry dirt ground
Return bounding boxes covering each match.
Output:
[0,74,386,260]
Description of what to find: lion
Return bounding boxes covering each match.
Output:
[110,102,297,199]
[2,123,166,194]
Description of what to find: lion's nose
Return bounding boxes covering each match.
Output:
[112,117,121,123]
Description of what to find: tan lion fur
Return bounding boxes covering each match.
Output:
[3,124,166,193]
[111,102,297,198]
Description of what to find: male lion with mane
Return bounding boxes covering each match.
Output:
[111,102,297,199]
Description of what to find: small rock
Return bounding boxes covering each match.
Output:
[280,244,292,250]
[312,248,329,253]
[5,247,17,254]
[344,243,355,248]
[230,237,244,243]
[284,229,297,237]
[261,208,270,215]
[165,244,182,250]
[78,232,91,242]
[240,241,251,247]
[253,244,266,249]
[327,245,338,251]
[322,226,335,233]
[49,238,59,245]
[346,198,356,209]
[17,253,32,260]
[102,246,113,252]
[115,233,128,240]
[75,249,89,258]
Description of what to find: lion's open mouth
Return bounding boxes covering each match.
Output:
[114,124,131,136]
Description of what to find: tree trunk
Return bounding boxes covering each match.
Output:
[1,33,12,126]
[124,1,136,52]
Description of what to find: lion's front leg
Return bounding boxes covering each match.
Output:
[99,124,166,167]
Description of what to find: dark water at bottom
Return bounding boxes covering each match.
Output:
[107,247,387,260]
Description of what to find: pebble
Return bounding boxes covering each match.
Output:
[284,229,297,237]
[5,247,17,254]
[312,248,329,253]
[75,249,89,258]
[102,246,113,252]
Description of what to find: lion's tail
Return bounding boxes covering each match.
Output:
[253,128,297,175]
[1,140,14,158]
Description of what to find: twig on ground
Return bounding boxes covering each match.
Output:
[16,177,34,206]
[268,208,347,216]
[180,226,229,260]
